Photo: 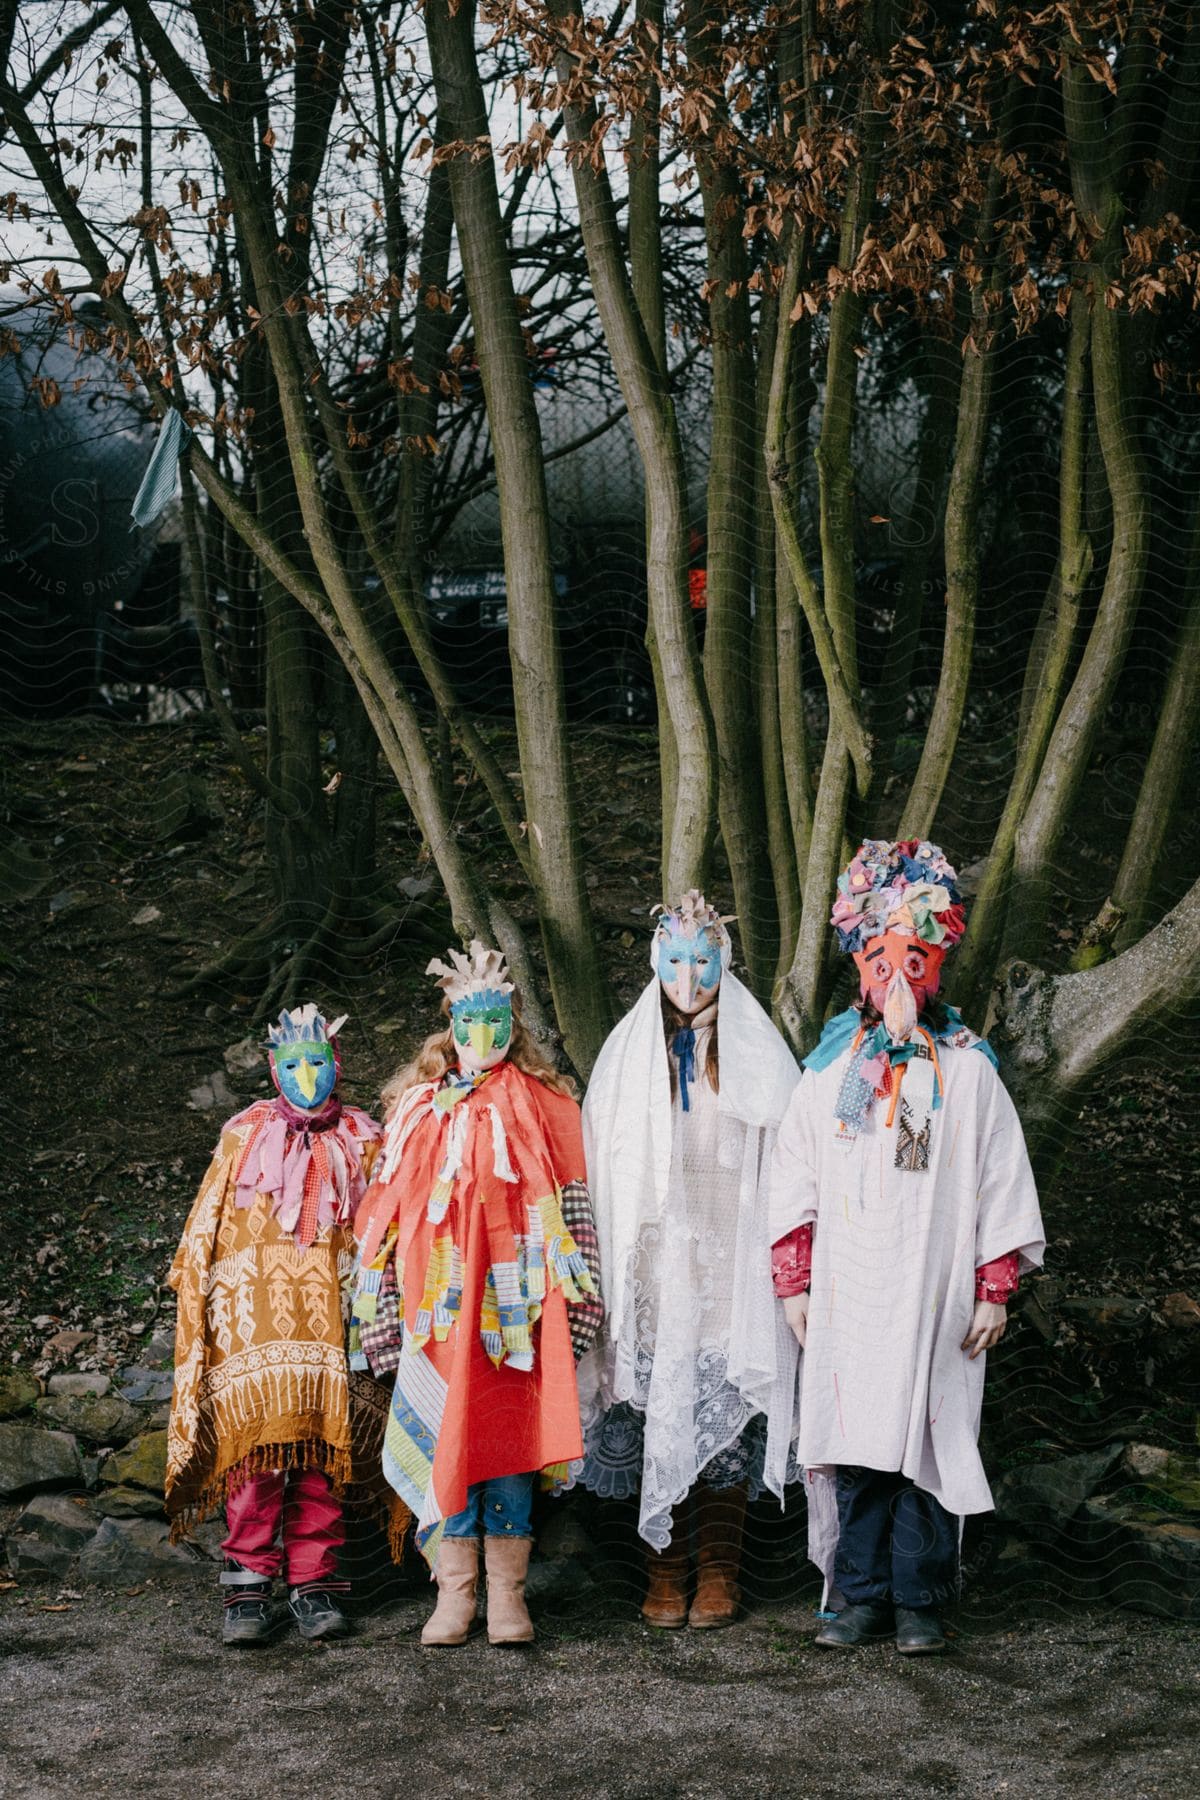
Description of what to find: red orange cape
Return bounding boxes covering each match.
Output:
[353,1061,593,1562]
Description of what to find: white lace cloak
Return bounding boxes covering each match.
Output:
[576,971,802,1547]
[767,1040,1045,1526]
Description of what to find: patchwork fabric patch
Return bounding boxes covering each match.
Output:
[894,1097,932,1172]
[894,1052,935,1173]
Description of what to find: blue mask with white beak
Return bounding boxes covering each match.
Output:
[656,925,723,1015]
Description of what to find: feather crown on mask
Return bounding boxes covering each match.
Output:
[830,840,966,956]
[265,1002,348,1049]
[426,939,514,1005]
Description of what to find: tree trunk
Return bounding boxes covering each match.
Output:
[1007,41,1152,959]
[426,0,613,1072]
[546,0,717,897]
[627,0,675,886]
[687,0,777,995]
[869,329,960,783]
[754,284,803,996]
[121,0,554,1038]
[953,289,1093,1018]
[899,83,1016,840]
[994,875,1200,1179]
[763,233,870,792]
[1106,509,1200,950]
[768,0,892,1042]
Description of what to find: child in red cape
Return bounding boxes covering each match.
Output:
[351,942,601,1646]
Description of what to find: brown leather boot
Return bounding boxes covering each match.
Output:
[484,1535,535,1644]
[688,1483,747,1629]
[421,1537,480,1646]
[642,1535,690,1628]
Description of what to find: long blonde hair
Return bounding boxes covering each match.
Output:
[380,993,576,1121]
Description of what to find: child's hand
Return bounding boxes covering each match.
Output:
[961,1299,1006,1359]
[782,1292,809,1348]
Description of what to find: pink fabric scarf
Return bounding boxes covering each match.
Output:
[228,1095,380,1250]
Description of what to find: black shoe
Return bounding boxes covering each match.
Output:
[814,1600,894,1648]
[220,1562,275,1647]
[288,1583,352,1641]
[894,1606,947,1654]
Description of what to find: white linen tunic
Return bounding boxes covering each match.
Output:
[768,1040,1045,1518]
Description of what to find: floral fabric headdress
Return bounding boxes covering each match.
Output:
[830,839,966,956]
[648,889,736,971]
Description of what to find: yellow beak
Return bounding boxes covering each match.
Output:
[295,1059,319,1103]
[468,1022,495,1059]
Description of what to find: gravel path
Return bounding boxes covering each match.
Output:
[1,1575,1197,1799]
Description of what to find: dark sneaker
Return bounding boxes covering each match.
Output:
[894,1606,947,1654]
[814,1599,895,1648]
[288,1584,352,1641]
[220,1563,275,1647]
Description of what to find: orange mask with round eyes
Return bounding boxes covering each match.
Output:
[853,929,946,1013]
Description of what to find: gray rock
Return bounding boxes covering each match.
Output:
[524,1555,595,1604]
[141,1332,177,1369]
[7,1534,78,1580]
[0,1423,84,1500]
[77,1516,210,1583]
[151,770,222,843]
[186,1070,236,1113]
[1020,1273,1058,1343]
[98,1429,169,1493]
[46,1373,110,1398]
[1059,1296,1148,1342]
[538,1509,597,1562]
[94,1485,166,1520]
[0,834,49,906]
[0,1369,40,1418]
[12,1491,99,1548]
[1123,1443,1171,1480]
[224,1035,264,1075]
[115,1368,174,1405]
[6,1492,100,1580]
[1076,1495,1200,1621]
[993,1443,1124,1531]
[34,1394,143,1446]
[175,1517,225,1560]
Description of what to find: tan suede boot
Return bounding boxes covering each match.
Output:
[484,1535,535,1644]
[421,1537,480,1646]
[688,1484,747,1629]
[641,1535,690,1628]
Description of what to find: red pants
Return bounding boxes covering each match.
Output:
[222,1468,344,1586]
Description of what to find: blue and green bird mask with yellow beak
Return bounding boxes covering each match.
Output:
[265,1003,346,1110]
[271,1038,337,1109]
[449,987,513,1065]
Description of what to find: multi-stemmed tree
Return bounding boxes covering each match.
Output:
[3,0,1197,1173]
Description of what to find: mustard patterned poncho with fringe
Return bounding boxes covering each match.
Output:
[165,1099,389,1535]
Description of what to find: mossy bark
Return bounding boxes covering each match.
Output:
[546,0,717,899]
[426,0,614,1073]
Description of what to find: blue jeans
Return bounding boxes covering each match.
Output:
[833,1466,959,1610]
[443,1473,535,1540]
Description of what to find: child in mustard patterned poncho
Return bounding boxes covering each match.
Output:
[167,1004,388,1646]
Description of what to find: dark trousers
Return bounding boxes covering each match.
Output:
[833,1466,959,1610]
